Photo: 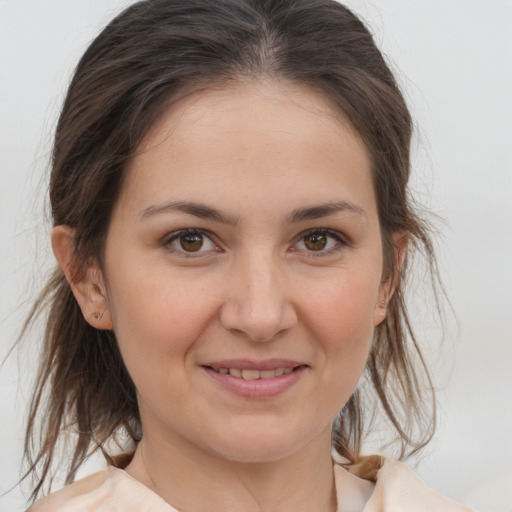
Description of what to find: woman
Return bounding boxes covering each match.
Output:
[24,0,473,510]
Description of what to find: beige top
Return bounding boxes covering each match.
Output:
[29,459,474,512]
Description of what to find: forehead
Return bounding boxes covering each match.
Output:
[118,79,375,222]
[136,78,365,159]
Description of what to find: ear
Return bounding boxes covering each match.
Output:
[373,230,408,326]
[51,225,113,330]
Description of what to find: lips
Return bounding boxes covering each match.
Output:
[202,360,307,398]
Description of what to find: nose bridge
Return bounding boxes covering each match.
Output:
[243,250,281,314]
[220,246,296,341]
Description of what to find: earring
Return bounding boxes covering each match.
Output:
[93,311,104,321]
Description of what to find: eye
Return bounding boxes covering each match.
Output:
[293,229,346,255]
[302,232,330,251]
[164,229,218,255]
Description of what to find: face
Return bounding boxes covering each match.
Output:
[98,81,389,463]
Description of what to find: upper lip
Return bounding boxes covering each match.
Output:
[201,359,306,371]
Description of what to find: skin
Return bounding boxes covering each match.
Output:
[53,80,396,512]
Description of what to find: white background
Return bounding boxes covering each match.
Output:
[1,1,511,511]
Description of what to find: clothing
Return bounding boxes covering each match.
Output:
[29,459,474,512]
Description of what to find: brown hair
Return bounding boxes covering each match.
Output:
[23,0,439,499]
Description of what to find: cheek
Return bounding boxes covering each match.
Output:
[305,272,378,340]
[106,268,221,376]
[302,273,378,385]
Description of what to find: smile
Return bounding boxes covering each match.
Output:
[209,367,296,379]
[203,362,308,398]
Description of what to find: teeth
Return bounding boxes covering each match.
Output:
[242,369,260,380]
[211,367,297,379]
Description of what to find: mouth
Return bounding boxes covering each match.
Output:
[201,360,308,398]
[207,366,301,380]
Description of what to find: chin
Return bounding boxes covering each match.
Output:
[205,420,322,464]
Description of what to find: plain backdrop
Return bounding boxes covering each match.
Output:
[1,1,511,511]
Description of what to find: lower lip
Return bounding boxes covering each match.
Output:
[203,366,307,399]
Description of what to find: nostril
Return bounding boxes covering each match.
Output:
[227,327,246,338]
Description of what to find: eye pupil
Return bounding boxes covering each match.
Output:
[180,233,203,252]
[304,233,327,251]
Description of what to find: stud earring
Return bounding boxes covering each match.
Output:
[93,311,104,321]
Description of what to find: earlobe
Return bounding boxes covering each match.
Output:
[51,225,113,330]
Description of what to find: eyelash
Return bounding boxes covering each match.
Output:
[161,228,349,258]
[292,228,349,258]
[162,229,219,258]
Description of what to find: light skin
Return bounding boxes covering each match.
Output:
[53,80,401,511]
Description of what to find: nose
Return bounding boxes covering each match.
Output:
[219,251,298,342]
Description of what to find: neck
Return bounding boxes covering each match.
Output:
[125,428,337,512]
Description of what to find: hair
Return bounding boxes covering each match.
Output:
[22,0,440,500]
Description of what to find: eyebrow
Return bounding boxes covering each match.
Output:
[139,200,239,225]
[288,201,367,223]
[140,199,367,225]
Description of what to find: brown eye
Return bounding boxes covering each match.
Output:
[303,233,328,251]
[165,229,217,256]
[179,233,204,252]
[294,229,345,256]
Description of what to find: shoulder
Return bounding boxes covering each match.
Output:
[27,466,174,512]
[27,470,110,511]
[365,459,475,512]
